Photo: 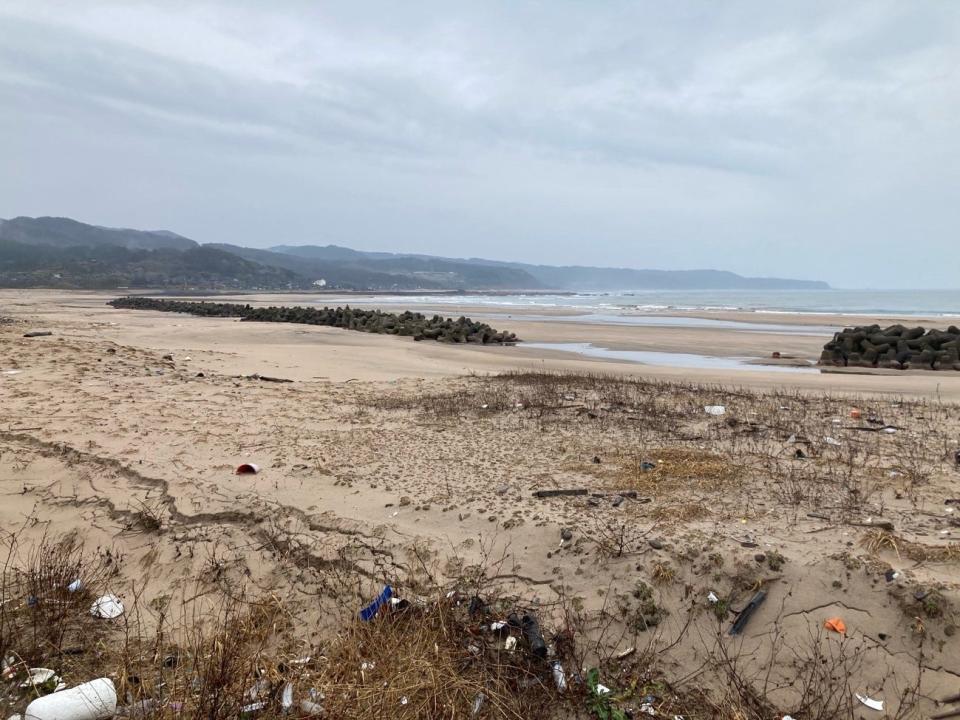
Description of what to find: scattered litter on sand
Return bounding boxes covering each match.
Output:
[3,315,960,719]
[824,617,846,635]
[855,693,884,711]
[359,585,393,621]
[729,591,766,635]
[24,678,116,720]
[18,668,59,692]
[89,594,124,619]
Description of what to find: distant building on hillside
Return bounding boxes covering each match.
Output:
[313,278,327,287]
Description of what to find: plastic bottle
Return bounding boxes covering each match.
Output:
[25,678,117,720]
[551,661,567,691]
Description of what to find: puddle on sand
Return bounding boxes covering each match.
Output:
[489,313,838,336]
[523,342,821,374]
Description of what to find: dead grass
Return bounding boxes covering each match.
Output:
[311,595,555,719]
[99,593,286,720]
[860,529,960,563]
[0,530,563,720]
[366,371,956,522]
[649,502,712,522]
[131,497,167,533]
[651,561,676,585]
[0,530,112,670]
[614,447,741,494]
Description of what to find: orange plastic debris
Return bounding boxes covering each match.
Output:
[850,408,861,419]
[824,617,846,634]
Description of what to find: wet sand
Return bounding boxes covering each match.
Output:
[4,289,958,399]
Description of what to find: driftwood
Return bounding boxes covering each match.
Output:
[533,489,588,498]
[23,331,53,338]
[589,491,652,503]
[844,425,900,432]
[243,373,294,383]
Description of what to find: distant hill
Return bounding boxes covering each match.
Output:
[204,243,451,291]
[270,244,829,291]
[271,244,392,262]
[0,235,302,290]
[0,216,830,291]
[0,216,197,252]
[268,244,542,288]
[493,263,828,291]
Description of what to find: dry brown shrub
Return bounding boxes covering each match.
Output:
[311,597,556,719]
[118,594,289,720]
[0,531,112,669]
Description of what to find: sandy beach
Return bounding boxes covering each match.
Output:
[5,289,959,398]
[3,289,960,718]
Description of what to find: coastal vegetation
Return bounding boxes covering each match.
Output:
[3,362,955,719]
[0,239,304,290]
[108,296,521,344]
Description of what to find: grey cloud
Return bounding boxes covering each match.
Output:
[1,1,959,286]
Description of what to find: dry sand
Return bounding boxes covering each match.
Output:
[2,289,960,717]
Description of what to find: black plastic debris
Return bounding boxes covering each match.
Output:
[521,614,548,658]
[468,596,486,617]
[729,591,766,636]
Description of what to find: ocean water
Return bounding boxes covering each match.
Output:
[492,313,839,335]
[326,289,960,372]
[341,289,960,317]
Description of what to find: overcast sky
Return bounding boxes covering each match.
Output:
[1,1,958,288]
